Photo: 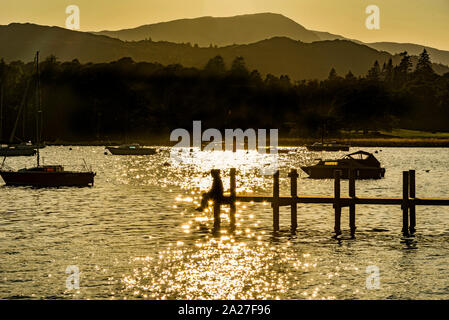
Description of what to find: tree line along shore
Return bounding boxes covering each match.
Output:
[0,49,448,145]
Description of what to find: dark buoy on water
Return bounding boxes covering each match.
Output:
[69,147,72,151]
[104,152,108,155]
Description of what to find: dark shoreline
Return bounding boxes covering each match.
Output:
[44,137,449,148]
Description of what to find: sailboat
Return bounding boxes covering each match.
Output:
[0,52,96,187]
[306,123,349,152]
[105,110,157,156]
[0,58,41,156]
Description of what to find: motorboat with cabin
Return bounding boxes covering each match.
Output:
[301,150,385,179]
[106,144,157,155]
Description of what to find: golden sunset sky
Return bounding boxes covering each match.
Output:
[1,0,449,50]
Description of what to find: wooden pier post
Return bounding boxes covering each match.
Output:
[272,170,280,232]
[334,170,342,236]
[349,169,356,238]
[288,169,299,233]
[409,170,416,235]
[211,169,222,231]
[213,201,221,230]
[230,168,237,229]
[402,171,410,236]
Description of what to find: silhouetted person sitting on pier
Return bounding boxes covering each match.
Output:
[196,169,224,211]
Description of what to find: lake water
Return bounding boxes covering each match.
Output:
[0,146,449,299]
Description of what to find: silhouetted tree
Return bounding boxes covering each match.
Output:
[264,73,279,86]
[345,71,356,81]
[415,49,435,78]
[249,69,263,84]
[394,51,412,85]
[367,60,381,81]
[204,55,226,74]
[279,75,291,89]
[328,68,339,81]
[45,55,58,64]
[230,56,249,76]
[0,59,6,77]
[382,58,394,82]
[399,52,412,73]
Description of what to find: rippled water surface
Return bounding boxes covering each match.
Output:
[1,146,449,299]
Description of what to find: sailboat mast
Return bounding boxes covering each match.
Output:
[36,51,41,167]
[0,59,4,142]
[321,123,324,144]
[0,80,3,142]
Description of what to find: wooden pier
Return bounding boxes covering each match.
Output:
[207,169,449,237]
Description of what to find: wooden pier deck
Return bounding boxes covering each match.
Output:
[226,195,449,206]
[206,168,449,237]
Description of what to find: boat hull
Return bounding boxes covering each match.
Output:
[306,145,350,152]
[106,147,157,155]
[0,148,36,157]
[0,171,95,187]
[300,166,385,179]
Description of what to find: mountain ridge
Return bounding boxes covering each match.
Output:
[93,12,449,66]
[93,12,320,45]
[1,22,448,81]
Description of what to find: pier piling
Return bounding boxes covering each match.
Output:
[349,169,356,238]
[230,168,237,229]
[213,200,221,230]
[334,170,342,236]
[402,171,410,237]
[272,170,280,232]
[409,170,416,235]
[288,169,299,233]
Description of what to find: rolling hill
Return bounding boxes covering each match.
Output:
[94,13,449,67]
[366,42,449,68]
[0,23,126,62]
[94,12,320,46]
[1,22,448,80]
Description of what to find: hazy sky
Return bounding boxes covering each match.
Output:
[1,0,449,50]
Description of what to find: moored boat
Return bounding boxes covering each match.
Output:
[306,141,350,152]
[0,52,96,188]
[0,165,95,187]
[301,150,385,179]
[0,144,36,157]
[106,144,157,155]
